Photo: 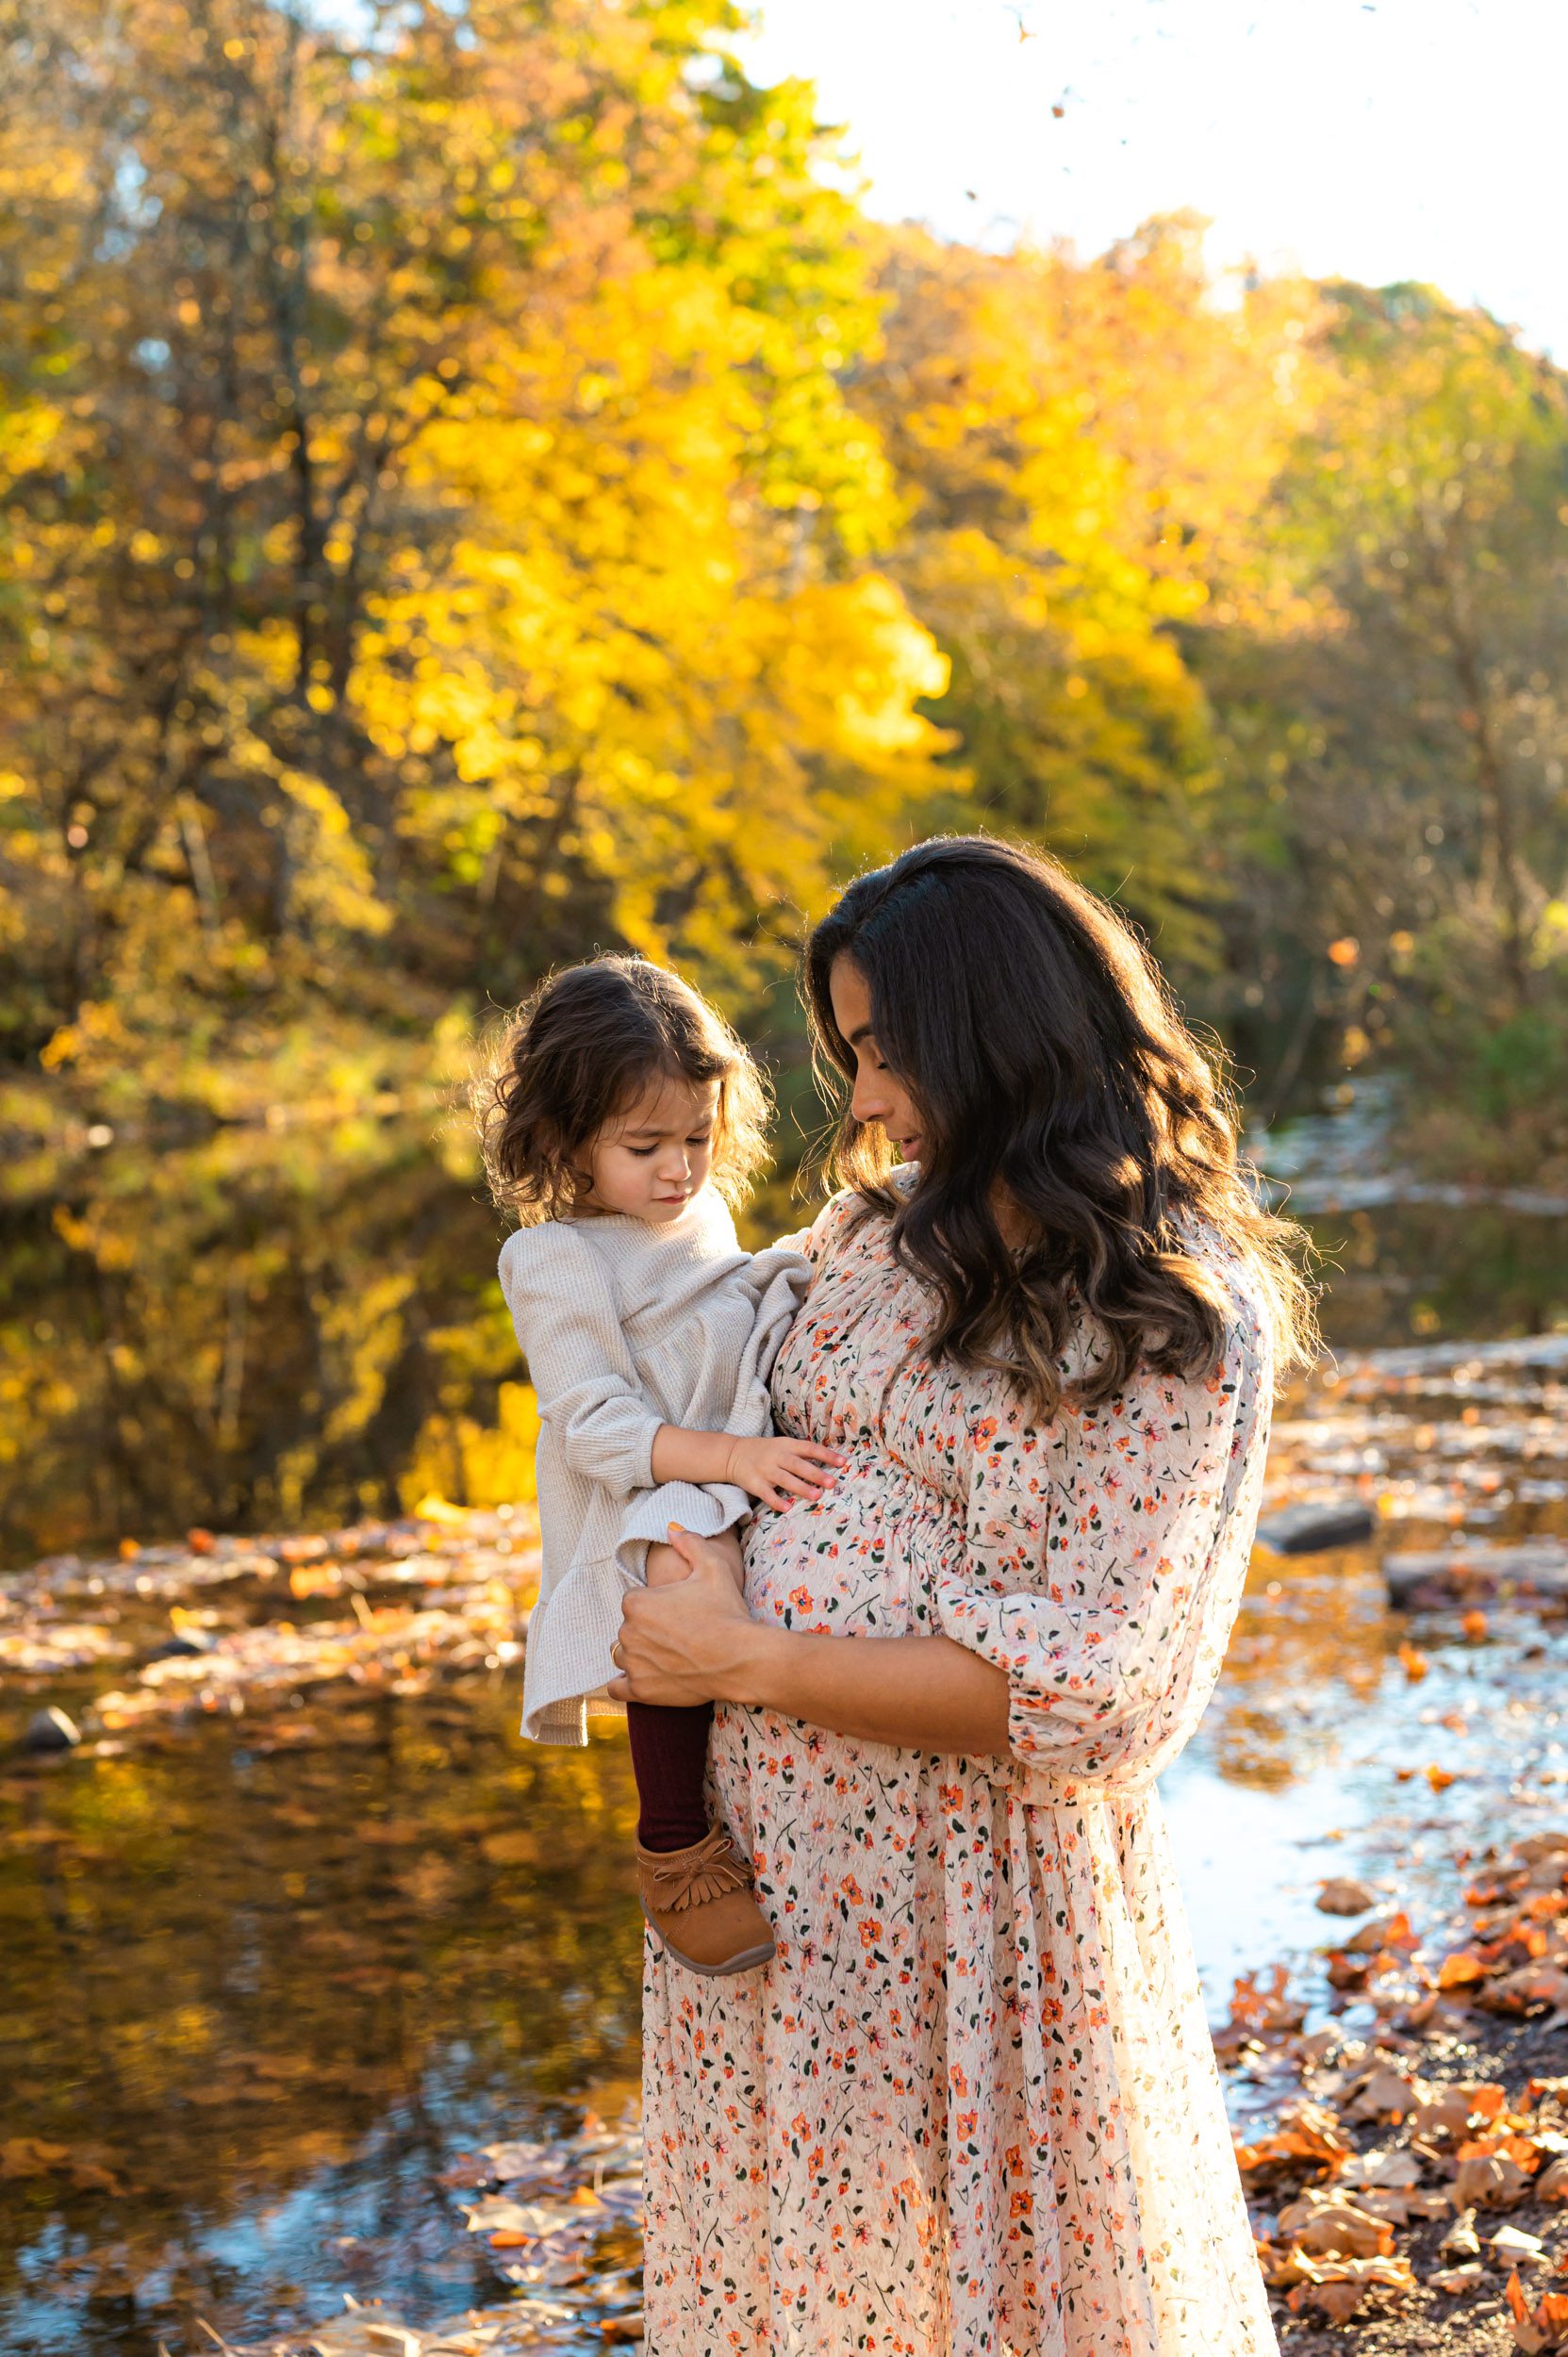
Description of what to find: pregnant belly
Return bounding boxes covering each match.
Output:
[741,1460,961,1640]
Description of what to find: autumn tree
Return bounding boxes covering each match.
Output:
[1193,281,1568,1155]
[1279,283,1568,1002]
[0,0,948,1123]
[854,215,1319,970]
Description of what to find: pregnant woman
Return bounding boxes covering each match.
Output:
[609,834,1313,2357]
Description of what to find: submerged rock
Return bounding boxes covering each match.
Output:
[23,1706,81,1754]
[1254,1499,1377,1556]
[146,1626,216,1660]
[1384,1541,1568,1608]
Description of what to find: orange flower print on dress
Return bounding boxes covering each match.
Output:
[641,1189,1279,2356]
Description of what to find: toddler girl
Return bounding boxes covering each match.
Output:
[479,955,840,1976]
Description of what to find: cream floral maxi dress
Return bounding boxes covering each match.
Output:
[641,1191,1279,2357]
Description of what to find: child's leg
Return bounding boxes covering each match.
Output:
[624,1531,771,1976]
[624,1536,714,1852]
[625,1699,713,1853]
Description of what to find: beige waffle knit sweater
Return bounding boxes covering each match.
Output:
[499,1191,810,1744]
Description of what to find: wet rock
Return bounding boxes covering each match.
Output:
[1384,1540,1568,1608]
[23,1706,81,1753]
[146,1627,216,1660]
[1254,1499,1377,1556]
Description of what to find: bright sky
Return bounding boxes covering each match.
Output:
[742,0,1567,359]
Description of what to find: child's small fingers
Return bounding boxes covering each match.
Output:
[789,1453,836,1481]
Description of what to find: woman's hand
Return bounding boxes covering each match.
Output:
[607,1525,767,1708]
[644,1528,744,1592]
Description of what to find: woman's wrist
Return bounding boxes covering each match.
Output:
[713,1616,787,1708]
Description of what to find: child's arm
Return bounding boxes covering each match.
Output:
[500,1228,664,1493]
[651,1425,844,1510]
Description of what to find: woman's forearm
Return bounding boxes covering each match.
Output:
[732,1624,1012,1757]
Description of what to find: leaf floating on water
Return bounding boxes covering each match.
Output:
[1438,1950,1488,1987]
[0,2137,71,2177]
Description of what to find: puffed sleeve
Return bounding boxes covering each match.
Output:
[498,1227,665,1493]
[934,1302,1271,1780]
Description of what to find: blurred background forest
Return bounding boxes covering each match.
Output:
[7,0,1568,1563]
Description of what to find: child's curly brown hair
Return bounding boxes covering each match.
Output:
[475,954,772,1225]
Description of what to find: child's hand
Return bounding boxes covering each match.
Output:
[722,1434,844,1508]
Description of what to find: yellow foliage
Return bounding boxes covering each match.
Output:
[398,1381,541,1515]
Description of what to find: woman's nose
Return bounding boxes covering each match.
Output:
[850,1072,892,1126]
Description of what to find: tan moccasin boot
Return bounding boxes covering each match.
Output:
[636,1826,775,1977]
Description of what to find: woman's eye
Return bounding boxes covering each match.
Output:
[686,1132,712,1147]
[628,1145,657,1159]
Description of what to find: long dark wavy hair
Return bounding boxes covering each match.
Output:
[803,835,1316,1414]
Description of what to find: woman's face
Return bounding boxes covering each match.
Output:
[829,956,926,1165]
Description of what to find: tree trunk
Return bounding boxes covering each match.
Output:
[1447,620,1532,1007]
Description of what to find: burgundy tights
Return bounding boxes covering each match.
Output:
[624,1699,713,1853]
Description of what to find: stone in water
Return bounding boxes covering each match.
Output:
[23,1706,81,1754]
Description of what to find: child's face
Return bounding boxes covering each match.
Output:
[583,1073,720,1223]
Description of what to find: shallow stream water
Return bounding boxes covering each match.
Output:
[5,1093,1568,2353]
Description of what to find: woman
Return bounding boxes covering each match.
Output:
[609,835,1312,2357]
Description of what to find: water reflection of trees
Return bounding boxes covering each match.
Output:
[1205,1551,1394,1787]
[0,1687,642,2353]
[1302,1202,1568,1352]
[0,1122,516,1565]
[11,1114,1568,1571]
